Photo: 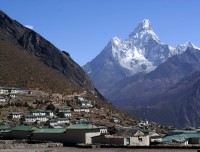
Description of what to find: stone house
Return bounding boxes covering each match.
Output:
[114,127,150,146]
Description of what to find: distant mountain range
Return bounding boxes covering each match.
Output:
[83,19,197,94]
[83,19,200,128]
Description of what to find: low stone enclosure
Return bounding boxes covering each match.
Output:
[0,140,63,149]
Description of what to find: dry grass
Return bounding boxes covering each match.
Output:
[0,39,81,95]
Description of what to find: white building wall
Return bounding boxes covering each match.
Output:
[12,115,21,119]
[64,113,71,117]
[0,98,6,102]
[85,132,101,144]
[130,135,150,146]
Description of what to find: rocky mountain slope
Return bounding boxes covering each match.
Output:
[105,47,200,128]
[126,70,200,128]
[83,19,200,128]
[83,19,196,93]
[0,10,94,93]
[106,47,200,104]
[0,10,142,127]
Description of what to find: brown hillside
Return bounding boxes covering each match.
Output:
[0,39,81,95]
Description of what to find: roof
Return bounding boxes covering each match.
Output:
[10,112,21,115]
[168,130,184,133]
[49,118,69,122]
[59,108,71,110]
[57,118,69,120]
[25,115,46,118]
[12,125,37,131]
[66,124,106,129]
[33,128,66,134]
[0,125,11,130]
[162,133,200,142]
[115,127,149,137]
[48,119,58,122]
[92,135,125,139]
[32,110,52,113]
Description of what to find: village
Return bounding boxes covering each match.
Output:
[0,87,200,148]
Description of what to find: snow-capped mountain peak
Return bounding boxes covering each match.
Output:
[129,19,160,44]
[83,19,200,93]
[111,37,121,46]
[135,19,152,31]
[183,41,200,50]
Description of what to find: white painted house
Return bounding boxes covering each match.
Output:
[57,118,69,124]
[112,117,120,123]
[9,94,16,98]
[75,95,85,102]
[113,127,150,146]
[48,118,70,126]
[60,112,72,118]
[0,96,6,102]
[9,112,21,119]
[58,108,71,113]
[24,115,48,123]
[0,88,27,95]
[80,101,93,107]
[58,108,72,117]
[73,107,90,113]
[0,88,9,95]
[31,110,54,117]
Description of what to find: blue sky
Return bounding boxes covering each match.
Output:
[0,0,200,66]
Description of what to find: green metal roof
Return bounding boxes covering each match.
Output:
[25,115,46,118]
[163,133,200,142]
[32,110,52,113]
[168,130,184,132]
[12,125,37,131]
[0,125,11,130]
[33,128,66,133]
[66,124,106,129]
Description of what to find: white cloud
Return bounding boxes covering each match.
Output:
[24,25,34,30]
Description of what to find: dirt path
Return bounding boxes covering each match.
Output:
[0,147,199,152]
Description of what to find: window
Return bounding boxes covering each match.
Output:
[126,138,130,145]
[138,137,143,142]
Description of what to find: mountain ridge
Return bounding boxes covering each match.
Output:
[0,10,95,93]
[83,19,198,94]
